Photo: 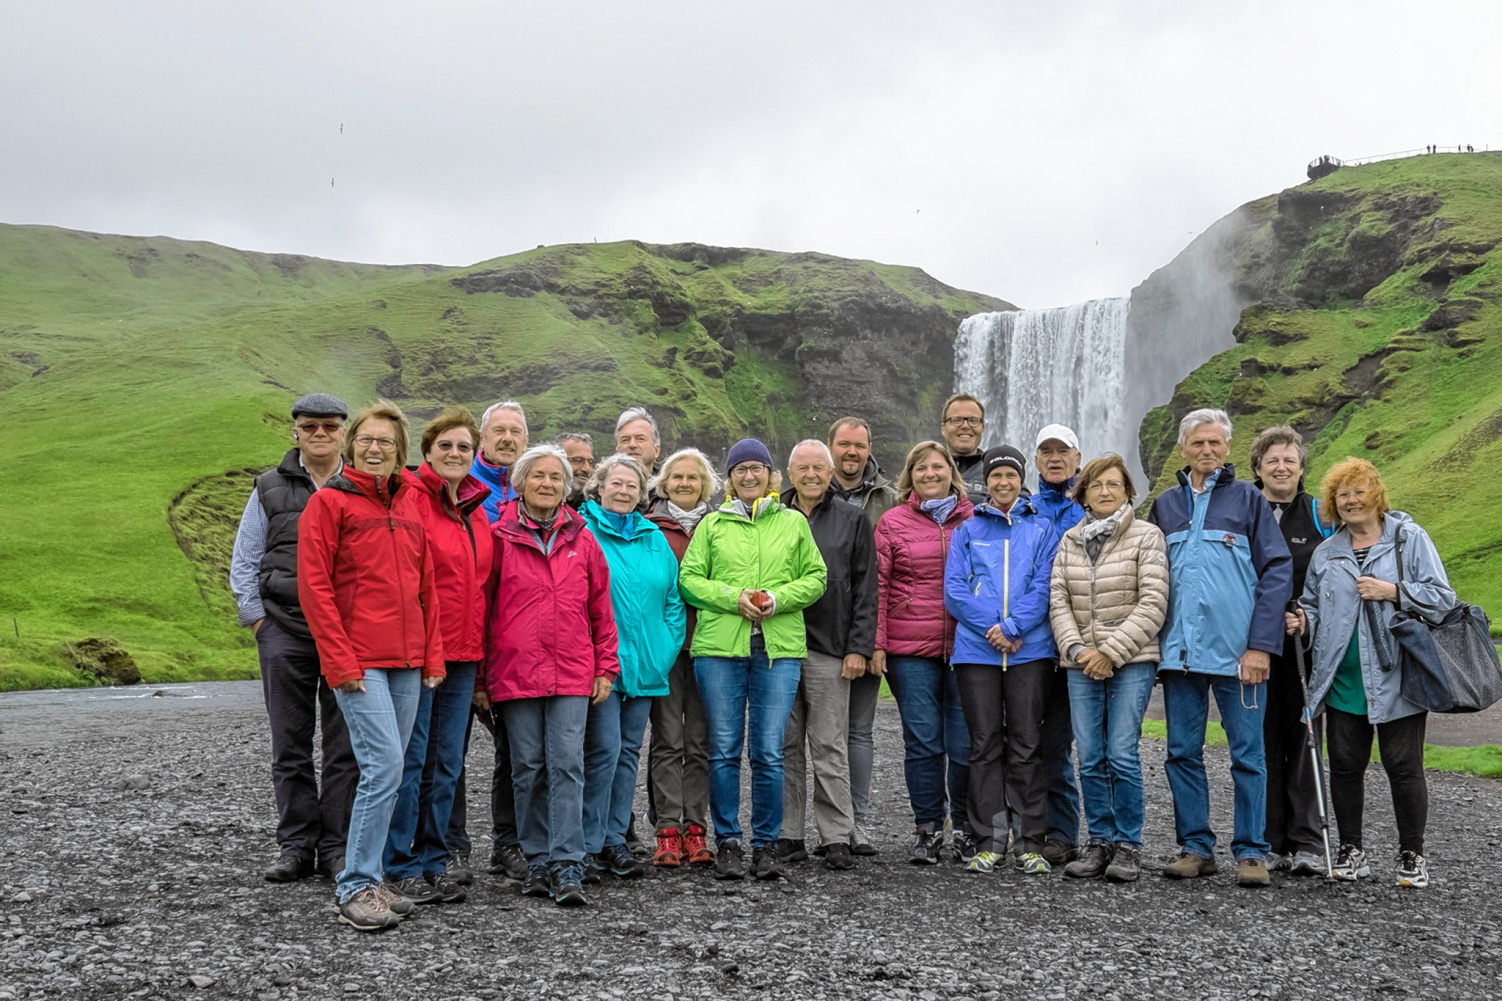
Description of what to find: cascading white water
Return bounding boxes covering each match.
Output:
[954,298,1139,487]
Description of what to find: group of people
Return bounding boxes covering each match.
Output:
[230,388,1457,932]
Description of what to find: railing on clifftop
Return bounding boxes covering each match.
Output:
[1307,144,1495,180]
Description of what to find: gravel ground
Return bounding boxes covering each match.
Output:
[2,681,1500,1001]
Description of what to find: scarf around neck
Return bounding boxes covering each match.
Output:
[666,500,710,534]
[920,494,959,526]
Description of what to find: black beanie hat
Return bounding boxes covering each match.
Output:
[983,445,1026,479]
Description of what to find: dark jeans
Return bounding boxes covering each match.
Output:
[1264,648,1324,856]
[884,656,969,832]
[956,660,1052,854]
[1326,707,1428,856]
[385,662,477,879]
[1041,666,1082,845]
[257,616,358,863]
[447,703,518,854]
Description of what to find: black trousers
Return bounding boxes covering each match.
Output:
[1263,647,1325,856]
[447,704,518,853]
[257,617,358,862]
[1326,707,1428,855]
[956,660,1052,854]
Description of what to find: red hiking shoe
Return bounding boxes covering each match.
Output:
[653,828,682,868]
[683,824,715,865]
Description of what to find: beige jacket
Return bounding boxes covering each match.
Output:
[1048,506,1170,668]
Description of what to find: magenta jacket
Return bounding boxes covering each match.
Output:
[874,492,974,659]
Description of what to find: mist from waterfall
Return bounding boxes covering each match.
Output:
[953,298,1139,488]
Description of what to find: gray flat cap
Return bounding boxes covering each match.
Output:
[291,393,348,419]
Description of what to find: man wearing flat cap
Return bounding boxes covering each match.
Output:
[230,393,360,883]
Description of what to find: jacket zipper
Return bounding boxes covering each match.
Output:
[380,476,413,669]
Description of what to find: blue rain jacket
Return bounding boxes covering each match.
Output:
[944,497,1061,667]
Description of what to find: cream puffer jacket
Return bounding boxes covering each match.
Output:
[1048,505,1170,668]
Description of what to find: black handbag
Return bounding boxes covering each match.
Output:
[1386,531,1502,713]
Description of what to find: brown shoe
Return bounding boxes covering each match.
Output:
[1236,857,1271,888]
[1162,852,1218,879]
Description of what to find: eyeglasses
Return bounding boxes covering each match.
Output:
[433,441,474,454]
[943,416,983,428]
[296,421,343,434]
[1087,480,1126,492]
[731,463,769,478]
[355,435,397,450]
[568,457,594,468]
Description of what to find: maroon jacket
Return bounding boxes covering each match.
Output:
[298,467,443,688]
[482,501,620,701]
[645,499,699,654]
[874,492,974,659]
[413,463,493,664]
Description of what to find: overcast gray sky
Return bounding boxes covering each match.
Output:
[3,1,1497,308]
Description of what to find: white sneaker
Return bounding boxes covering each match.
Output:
[1332,844,1370,881]
[1396,851,1429,889]
[1288,851,1325,876]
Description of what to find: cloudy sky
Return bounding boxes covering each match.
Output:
[3,1,1497,308]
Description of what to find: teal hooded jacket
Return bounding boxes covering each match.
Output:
[580,501,686,697]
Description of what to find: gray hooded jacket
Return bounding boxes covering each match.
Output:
[1299,511,1456,724]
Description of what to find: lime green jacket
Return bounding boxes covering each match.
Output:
[679,495,828,659]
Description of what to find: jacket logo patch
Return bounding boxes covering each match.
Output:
[1221,534,1237,548]
[1291,537,1308,545]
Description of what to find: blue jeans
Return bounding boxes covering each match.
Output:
[502,695,589,865]
[694,635,802,849]
[583,690,655,853]
[384,662,476,879]
[884,656,969,832]
[331,668,421,902]
[1162,671,1270,861]
[1067,663,1155,849]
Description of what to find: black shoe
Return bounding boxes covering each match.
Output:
[1064,842,1113,879]
[714,841,745,881]
[601,843,645,879]
[264,854,314,883]
[426,872,468,904]
[490,842,528,881]
[823,842,856,871]
[521,862,552,898]
[774,838,809,863]
[389,875,443,905]
[550,863,588,907]
[444,853,474,886]
[315,854,345,880]
[909,828,942,865]
[751,846,785,881]
[1042,839,1080,867]
[581,854,604,885]
[952,831,979,865]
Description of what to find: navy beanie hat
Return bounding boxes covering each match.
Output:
[983,444,1026,479]
[725,438,774,473]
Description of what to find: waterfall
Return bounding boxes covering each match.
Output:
[953,298,1139,487]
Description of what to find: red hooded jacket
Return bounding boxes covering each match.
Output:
[482,500,620,702]
[413,463,493,664]
[874,492,974,659]
[298,467,444,688]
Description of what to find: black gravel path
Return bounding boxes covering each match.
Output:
[2,682,1499,1000]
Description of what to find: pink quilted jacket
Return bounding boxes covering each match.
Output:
[874,493,974,658]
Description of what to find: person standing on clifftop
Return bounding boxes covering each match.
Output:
[230,392,359,885]
[940,394,989,508]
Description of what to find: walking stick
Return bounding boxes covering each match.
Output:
[1289,600,1335,879]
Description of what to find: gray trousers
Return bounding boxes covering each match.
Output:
[648,651,710,833]
[848,672,881,825]
[782,650,855,846]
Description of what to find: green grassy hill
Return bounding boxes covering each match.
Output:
[1139,153,1502,625]
[0,229,1006,689]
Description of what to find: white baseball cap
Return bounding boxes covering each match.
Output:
[1035,423,1080,451]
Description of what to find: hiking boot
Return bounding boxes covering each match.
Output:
[966,850,1003,874]
[952,831,980,864]
[1016,852,1052,875]
[337,886,398,931]
[1236,857,1271,888]
[683,825,715,865]
[774,838,808,863]
[823,842,856,871]
[909,828,942,865]
[850,823,877,856]
[1332,844,1370,881]
[751,846,785,881]
[374,882,415,916]
[444,853,474,886]
[1041,840,1080,867]
[521,862,552,898]
[1288,851,1325,877]
[601,843,645,879]
[315,854,344,880]
[1396,851,1429,889]
[426,872,468,904]
[653,828,682,868]
[1064,842,1113,879]
[489,842,528,881]
[714,841,745,881]
[1162,852,1218,880]
[1104,845,1142,883]
[264,854,314,883]
[389,875,443,905]
[550,863,588,907]
[580,854,604,884]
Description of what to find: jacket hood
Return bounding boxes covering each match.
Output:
[831,456,889,494]
[1175,463,1237,490]
[902,490,975,526]
[416,462,491,516]
[718,492,785,522]
[1038,473,1079,498]
[327,466,411,506]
